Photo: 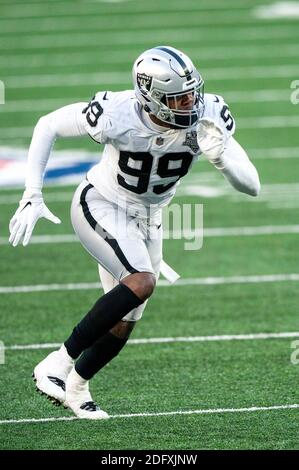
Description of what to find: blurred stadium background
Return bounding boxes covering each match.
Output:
[0,0,299,450]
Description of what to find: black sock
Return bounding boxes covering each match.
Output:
[64,283,142,359]
[75,331,128,380]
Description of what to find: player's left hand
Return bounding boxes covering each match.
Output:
[9,190,61,247]
[196,118,225,163]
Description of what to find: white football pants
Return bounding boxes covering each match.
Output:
[71,180,162,321]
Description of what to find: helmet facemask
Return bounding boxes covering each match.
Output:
[158,83,205,128]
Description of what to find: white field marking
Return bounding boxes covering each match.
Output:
[5,331,299,351]
[269,201,299,209]
[0,0,266,12]
[0,234,77,244]
[1,26,299,50]
[232,182,299,202]
[1,403,299,425]
[0,9,287,36]
[0,90,290,114]
[0,4,281,21]
[174,225,299,238]
[0,192,74,205]
[0,144,297,176]
[178,177,299,209]
[0,9,266,32]
[1,274,299,294]
[246,147,299,159]
[0,11,291,41]
[179,175,299,204]
[102,176,299,205]
[3,65,299,89]
[80,0,264,10]
[254,2,299,19]
[237,115,299,129]
[0,138,27,146]
[1,44,299,70]
[0,147,98,161]
[1,115,296,139]
[1,226,299,247]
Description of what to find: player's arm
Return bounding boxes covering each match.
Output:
[219,136,260,196]
[9,102,89,247]
[197,118,260,196]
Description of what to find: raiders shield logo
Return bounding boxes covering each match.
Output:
[137,73,152,91]
[183,131,200,153]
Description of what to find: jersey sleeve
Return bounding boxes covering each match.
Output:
[81,91,114,144]
[210,94,236,141]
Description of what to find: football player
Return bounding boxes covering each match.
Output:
[9,46,260,419]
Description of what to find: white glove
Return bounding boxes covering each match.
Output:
[197,118,226,168]
[9,190,61,247]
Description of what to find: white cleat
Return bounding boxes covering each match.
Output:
[33,347,74,406]
[64,368,109,420]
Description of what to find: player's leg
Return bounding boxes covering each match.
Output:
[65,319,135,419]
[68,209,163,385]
[69,221,163,392]
[64,183,158,418]
[74,267,137,381]
[33,181,156,418]
[64,182,155,359]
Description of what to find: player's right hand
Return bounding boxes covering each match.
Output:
[9,190,61,247]
[196,117,225,163]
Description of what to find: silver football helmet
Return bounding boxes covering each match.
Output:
[133,45,204,129]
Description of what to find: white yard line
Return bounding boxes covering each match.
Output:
[5,331,299,351]
[247,147,299,159]
[237,115,299,129]
[1,403,299,425]
[1,44,299,69]
[2,65,299,88]
[0,115,296,139]
[1,25,299,49]
[0,146,297,167]
[0,0,258,19]
[0,192,74,205]
[0,11,268,32]
[0,89,290,113]
[253,2,299,19]
[0,234,78,244]
[1,273,299,294]
[0,6,283,22]
[0,0,271,11]
[1,225,299,245]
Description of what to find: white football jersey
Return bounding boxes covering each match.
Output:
[83,90,235,217]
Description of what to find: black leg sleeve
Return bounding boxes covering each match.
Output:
[64,283,142,359]
[75,332,128,380]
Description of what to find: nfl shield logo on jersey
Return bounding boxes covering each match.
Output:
[156,137,164,146]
